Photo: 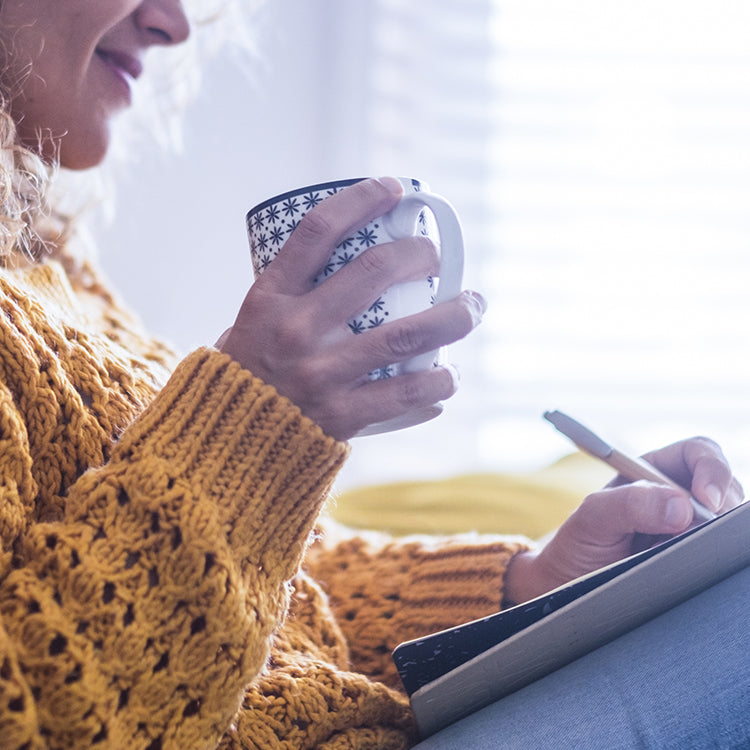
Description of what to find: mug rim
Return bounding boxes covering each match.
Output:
[246,177,423,220]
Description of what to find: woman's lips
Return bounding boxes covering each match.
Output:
[95,49,143,105]
[96,49,143,81]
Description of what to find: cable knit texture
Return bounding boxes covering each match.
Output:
[0,254,528,749]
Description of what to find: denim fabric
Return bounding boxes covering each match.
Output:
[414,565,750,749]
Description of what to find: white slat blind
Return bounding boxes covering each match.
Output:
[339,0,750,489]
[482,0,750,475]
[336,0,506,489]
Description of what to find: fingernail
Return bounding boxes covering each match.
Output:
[444,363,461,391]
[665,495,691,528]
[463,290,488,326]
[470,290,488,315]
[704,483,722,512]
[377,176,404,195]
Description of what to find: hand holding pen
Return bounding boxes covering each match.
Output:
[544,410,721,526]
[503,417,745,606]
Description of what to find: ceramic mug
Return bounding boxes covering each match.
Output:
[245,177,465,435]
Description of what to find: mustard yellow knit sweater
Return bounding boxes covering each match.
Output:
[0,255,526,749]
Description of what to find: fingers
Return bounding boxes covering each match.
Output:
[225,175,486,439]
[642,437,745,514]
[576,482,695,543]
[531,481,698,598]
[309,235,440,323]
[265,177,404,294]
[316,291,483,439]
[530,437,745,601]
[683,439,745,512]
[333,290,486,382]
[315,365,460,441]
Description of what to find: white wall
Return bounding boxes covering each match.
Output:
[97,1,750,494]
[98,0,367,353]
[97,1,440,491]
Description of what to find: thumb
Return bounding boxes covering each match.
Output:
[575,482,694,542]
[214,327,232,350]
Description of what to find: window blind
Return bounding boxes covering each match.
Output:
[338,0,750,489]
[483,0,750,475]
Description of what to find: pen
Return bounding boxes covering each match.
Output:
[543,410,716,525]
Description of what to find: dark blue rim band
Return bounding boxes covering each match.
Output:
[246,177,422,219]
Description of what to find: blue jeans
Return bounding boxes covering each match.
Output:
[413,565,750,749]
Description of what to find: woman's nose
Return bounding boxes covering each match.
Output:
[135,0,191,46]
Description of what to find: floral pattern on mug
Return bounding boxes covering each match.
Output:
[246,179,437,380]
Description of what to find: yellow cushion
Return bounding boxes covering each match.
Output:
[329,453,614,539]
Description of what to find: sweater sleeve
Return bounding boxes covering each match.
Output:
[304,520,531,689]
[0,348,349,750]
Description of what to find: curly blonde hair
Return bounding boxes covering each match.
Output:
[0,84,61,261]
[0,0,259,263]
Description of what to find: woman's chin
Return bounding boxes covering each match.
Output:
[58,131,110,171]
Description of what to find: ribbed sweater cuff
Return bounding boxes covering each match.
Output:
[112,347,350,579]
[398,539,530,633]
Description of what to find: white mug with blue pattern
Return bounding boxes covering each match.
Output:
[246,177,465,435]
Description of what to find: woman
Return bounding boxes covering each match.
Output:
[0,1,744,749]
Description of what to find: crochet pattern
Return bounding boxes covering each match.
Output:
[0,256,524,749]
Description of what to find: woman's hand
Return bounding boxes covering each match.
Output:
[217,177,485,441]
[504,437,745,605]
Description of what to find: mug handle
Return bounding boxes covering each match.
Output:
[383,192,465,372]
